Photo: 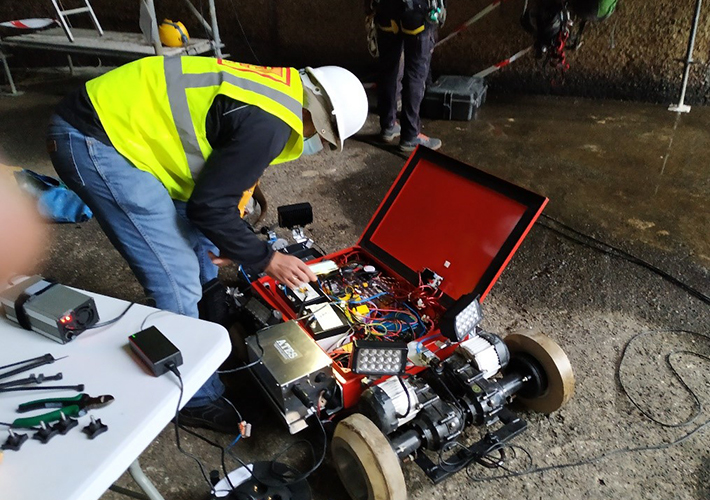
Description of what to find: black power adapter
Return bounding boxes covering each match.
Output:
[129,326,183,376]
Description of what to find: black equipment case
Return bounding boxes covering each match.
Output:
[421,75,488,121]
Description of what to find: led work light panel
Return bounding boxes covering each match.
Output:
[440,294,483,342]
[351,340,408,376]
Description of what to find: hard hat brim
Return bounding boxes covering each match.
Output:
[301,68,342,151]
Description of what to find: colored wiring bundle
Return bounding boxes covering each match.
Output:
[320,263,422,341]
[308,254,447,370]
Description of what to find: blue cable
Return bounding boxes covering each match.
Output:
[239,265,252,285]
[416,333,440,353]
[348,292,389,304]
[227,434,241,451]
[379,312,418,332]
[402,302,427,335]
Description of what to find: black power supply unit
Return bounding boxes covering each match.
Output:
[129,326,183,376]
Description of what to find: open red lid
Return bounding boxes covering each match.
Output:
[358,147,548,306]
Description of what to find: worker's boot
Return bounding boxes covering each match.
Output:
[400,133,442,152]
[178,397,241,434]
[380,122,401,142]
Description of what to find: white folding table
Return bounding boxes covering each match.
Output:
[0,290,231,500]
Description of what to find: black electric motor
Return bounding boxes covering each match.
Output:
[358,331,551,482]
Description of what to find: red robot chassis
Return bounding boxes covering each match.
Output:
[235,147,574,500]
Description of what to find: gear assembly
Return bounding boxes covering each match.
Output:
[343,327,573,493]
[224,147,576,500]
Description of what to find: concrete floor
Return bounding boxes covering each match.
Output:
[1,70,709,500]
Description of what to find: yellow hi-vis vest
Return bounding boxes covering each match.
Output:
[85,56,304,206]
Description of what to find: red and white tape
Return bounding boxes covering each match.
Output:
[0,18,56,30]
[435,0,509,48]
[474,46,532,78]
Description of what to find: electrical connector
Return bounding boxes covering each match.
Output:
[239,421,252,438]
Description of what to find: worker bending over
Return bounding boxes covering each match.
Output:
[47,56,368,432]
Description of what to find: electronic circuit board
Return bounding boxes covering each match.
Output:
[276,250,447,371]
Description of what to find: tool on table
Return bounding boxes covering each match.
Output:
[1,429,28,451]
[82,415,108,439]
[33,421,58,443]
[53,412,79,435]
[0,373,63,389]
[0,354,67,381]
[0,384,85,394]
[11,393,114,428]
[0,354,59,372]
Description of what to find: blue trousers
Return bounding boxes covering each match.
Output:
[47,114,225,407]
[376,0,436,141]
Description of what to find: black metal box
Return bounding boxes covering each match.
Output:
[421,75,487,121]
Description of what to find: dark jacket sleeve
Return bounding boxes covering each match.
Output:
[186,98,293,271]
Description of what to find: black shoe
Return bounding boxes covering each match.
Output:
[177,398,240,434]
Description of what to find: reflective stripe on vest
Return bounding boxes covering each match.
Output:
[163,57,303,180]
[86,56,304,202]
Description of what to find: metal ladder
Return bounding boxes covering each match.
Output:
[50,0,104,42]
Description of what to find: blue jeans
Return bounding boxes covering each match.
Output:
[47,114,225,407]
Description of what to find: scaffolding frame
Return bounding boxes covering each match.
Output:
[0,0,224,95]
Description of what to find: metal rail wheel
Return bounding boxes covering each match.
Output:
[332,413,407,500]
[504,330,575,413]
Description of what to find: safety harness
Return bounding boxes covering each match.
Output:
[521,0,618,83]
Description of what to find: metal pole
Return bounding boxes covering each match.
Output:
[180,0,214,37]
[207,0,223,58]
[51,0,76,42]
[669,0,703,113]
[128,460,166,500]
[142,0,163,56]
[83,0,104,37]
[0,52,18,94]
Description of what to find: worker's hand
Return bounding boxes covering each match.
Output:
[264,252,318,290]
[0,170,47,285]
[208,251,232,267]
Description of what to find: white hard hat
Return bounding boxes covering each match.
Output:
[300,66,368,151]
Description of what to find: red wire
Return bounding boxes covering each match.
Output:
[549,28,570,85]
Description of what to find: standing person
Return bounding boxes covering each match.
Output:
[369,0,443,151]
[47,55,368,432]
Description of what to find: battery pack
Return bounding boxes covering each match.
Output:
[283,283,328,314]
[303,303,350,339]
